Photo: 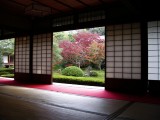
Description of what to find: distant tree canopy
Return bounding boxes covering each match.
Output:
[59,31,105,69]
[85,41,105,70]
[53,42,63,66]
[0,38,14,55]
[0,49,3,68]
[53,31,75,43]
[0,38,14,67]
[87,27,105,36]
[53,32,74,68]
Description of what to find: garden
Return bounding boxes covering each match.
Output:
[53,27,105,86]
[0,39,14,78]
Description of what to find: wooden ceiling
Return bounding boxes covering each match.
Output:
[0,0,117,18]
[0,0,159,22]
[1,0,160,39]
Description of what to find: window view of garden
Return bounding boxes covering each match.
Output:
[0,27,105,87]
[0,38,14,78]
[53,27,105,86]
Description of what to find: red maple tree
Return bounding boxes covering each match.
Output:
[59,31,104,68]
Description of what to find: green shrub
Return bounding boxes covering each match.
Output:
[62,66,84,77]
[90,71,98,77]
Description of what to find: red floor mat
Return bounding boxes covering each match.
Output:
[0,77,160,104]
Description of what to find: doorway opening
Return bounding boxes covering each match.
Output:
[0,38,14,78]
[53,27,105,87]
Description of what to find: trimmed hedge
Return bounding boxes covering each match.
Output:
[1,74,14,78]
[0,68,14,77]
[0,71,10,75]
[0,68,14,74]
[53,77,104,86]
[53,72,105,86]
[62,66,84,77]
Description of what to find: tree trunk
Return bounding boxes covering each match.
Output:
[98,62,102,71]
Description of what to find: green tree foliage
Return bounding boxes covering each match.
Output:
[0,49,3,68]
[87,27,105,36]
[53,31,76,70]
[68,33,75,42]
[53,42,63,66]
[53,32,65,42]
[0,38,14,55]
[53,31,75,43]
[0,38,14,68]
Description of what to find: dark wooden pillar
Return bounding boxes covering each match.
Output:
[140,21,148,93]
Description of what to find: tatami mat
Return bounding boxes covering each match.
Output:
[0,85,160,120]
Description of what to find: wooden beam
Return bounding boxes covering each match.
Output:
[98,0,106,4]
[75,0,90,7]
[33,0,65,13]
[53,0,76,10]
[7,0,26,7]
[119,0,140,15]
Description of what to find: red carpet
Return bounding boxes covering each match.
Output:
[0,77,160,104]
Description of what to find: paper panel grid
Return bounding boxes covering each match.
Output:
[106,23,141,79]
[15,36,30,73]
[148,21,160,80]
[32,33,52,75]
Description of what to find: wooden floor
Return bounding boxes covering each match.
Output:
[0,84,160,120]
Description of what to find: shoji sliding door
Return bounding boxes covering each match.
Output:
[32,33,52,84]
[106,23,142,92]
[148,21,160,94]
[14,33,53,84]
[14,36,30,81]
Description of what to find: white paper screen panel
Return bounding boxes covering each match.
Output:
[148,21,160,80]
[106,23,141,79]
[15,36,30,73]
[32,33,52,75]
